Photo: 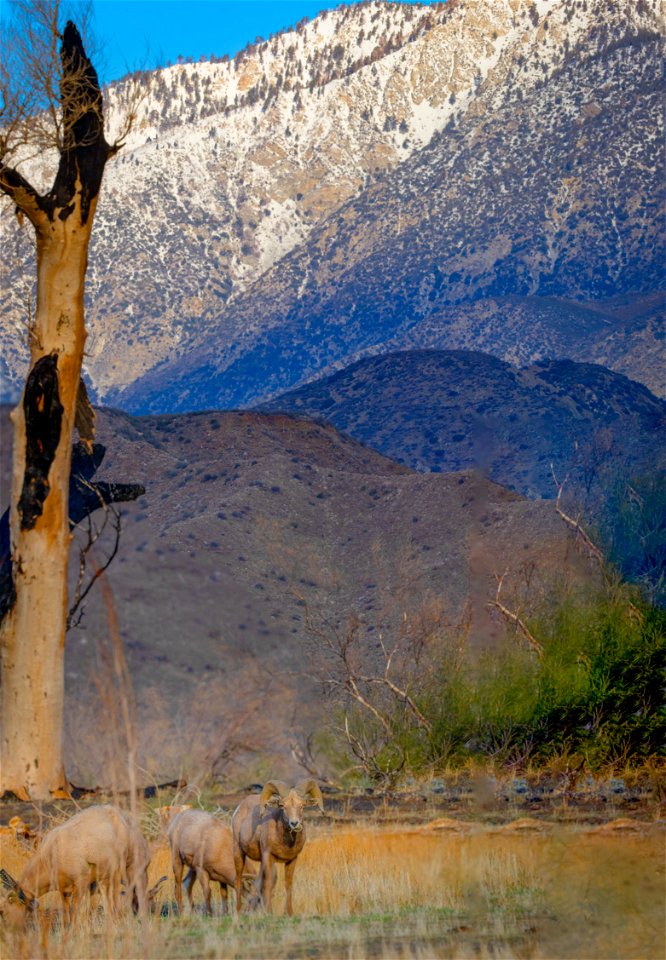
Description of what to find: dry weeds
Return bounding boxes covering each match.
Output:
[1,818,663,959]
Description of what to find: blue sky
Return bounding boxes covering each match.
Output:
[92,1,344,82]
[90,1,435,84]
[0,1,438,86]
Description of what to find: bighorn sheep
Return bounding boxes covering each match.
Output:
[168,808,259,915]
[0,804,159,922]
[232,779,324,915]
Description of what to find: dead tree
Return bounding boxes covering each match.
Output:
[551,465,605,567]
[0,4,139,799]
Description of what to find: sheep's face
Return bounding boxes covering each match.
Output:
[277,790,305,833]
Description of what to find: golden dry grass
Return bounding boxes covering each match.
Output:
[1,819,664,959]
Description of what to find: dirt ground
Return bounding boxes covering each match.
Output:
[1,768,662,834]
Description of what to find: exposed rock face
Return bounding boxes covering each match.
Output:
[1,0,663,409]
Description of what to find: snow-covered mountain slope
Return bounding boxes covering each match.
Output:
[1,0,663,408]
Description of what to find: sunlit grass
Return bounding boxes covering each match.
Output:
[2,822,664,959]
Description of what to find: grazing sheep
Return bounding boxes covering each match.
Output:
[0,804,158,923]
[232,779,324,915]
[167,808,259,915]
[0,874,35,929]
[121,808,160,916]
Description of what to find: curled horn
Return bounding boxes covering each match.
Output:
[147,875,168,902]
[0,868,35,909]
[295,778,324,812]
[0,868,20,894]
[259,779,290,814]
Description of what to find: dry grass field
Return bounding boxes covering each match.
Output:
[1,816,664,959]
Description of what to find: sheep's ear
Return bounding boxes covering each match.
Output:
[258,780,289,813]
[296,779,324,812]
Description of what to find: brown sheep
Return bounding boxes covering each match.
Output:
[232,779,324,915]
[1,804,160,923]
[167,808,259,915]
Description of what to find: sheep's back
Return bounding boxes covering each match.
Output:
[55,807,128,872]
[21,806,128,894]
[169,810,235,881]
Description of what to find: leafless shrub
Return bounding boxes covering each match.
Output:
[303,597,469,785]
[65,653,288,791]
[488,571,544,658]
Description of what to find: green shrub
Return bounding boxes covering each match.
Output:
[457,590,666,769]
[331,586,665,780]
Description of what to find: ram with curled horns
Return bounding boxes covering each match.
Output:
[231,779,324,915]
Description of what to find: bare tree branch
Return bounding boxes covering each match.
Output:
[357,634,433,733]
[343,716,405,785]
[67,478,122,629]
[289,733,332,783]
[551,464,606,566]
[488,572,544,658]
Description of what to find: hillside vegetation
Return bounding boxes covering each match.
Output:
[1,404,602,787]
[259,350,665,499]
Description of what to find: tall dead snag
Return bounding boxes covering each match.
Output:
[0,11,129,799]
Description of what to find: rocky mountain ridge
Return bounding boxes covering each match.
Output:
[257,349,666,500]
[2,0,520,398]
[1,0,662,408]
[114,0,664,413]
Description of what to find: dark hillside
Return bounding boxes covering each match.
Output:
[258,351,665,501]
[1,406,594,786]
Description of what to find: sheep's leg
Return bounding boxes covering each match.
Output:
[183,868,197,912]
[60,891,72,927]
[197,869,212,917]
[66,886,85,926]
[260,850,275,913]
[68,875,90,926]
[132,867,148,917]
[219,882,228,916]
[97,878,110,918]
[95,870,117,919]
[108,868,122,916]
[172,851,185,915]
[284,859,297,917]
[233,844,246,913]
[251,863,265,911]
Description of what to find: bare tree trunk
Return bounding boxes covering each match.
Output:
[0,20,111,799]
[1,229,93,798]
